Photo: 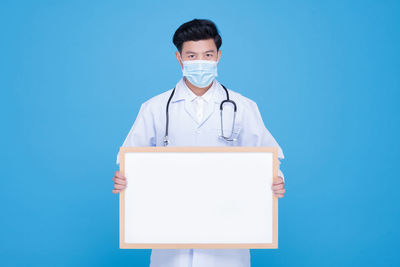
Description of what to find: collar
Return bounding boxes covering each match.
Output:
[184,78,215,103]
[171,77,226,104]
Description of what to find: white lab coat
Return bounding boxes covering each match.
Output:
[116,78,285,267]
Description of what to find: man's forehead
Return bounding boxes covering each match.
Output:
[181,39,217,53]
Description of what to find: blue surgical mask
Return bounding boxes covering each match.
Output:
[181,59,218,88]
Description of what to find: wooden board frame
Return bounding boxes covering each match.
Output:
[119,146,279,249]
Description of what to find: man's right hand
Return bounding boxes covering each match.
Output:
[112,170,127,194]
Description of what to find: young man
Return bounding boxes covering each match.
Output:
[112,19,286,267]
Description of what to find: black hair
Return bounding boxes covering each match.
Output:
[172,19,222,53]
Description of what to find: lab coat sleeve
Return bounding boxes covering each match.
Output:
[115,101,156,165]
[239,99,285,181]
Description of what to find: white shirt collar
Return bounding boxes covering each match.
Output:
[183,77,216,103]
[170,77,225,105]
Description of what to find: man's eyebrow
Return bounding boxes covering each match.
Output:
[184,50,216,54]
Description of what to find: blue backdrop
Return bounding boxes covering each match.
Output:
[1,0,399,266]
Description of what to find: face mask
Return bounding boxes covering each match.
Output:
[181,58,218,88]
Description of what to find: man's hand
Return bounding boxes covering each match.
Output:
[112,170,127,194]
[271,176,285,198]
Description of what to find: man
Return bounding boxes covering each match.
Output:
[112,19,286,267]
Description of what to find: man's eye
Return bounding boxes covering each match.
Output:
[206,54,212,57]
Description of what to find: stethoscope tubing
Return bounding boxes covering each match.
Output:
[164,83,236,146]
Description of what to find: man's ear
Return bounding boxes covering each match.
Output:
[175,51,183,68]
[217,50,222,64]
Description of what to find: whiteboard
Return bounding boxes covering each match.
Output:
[119,146,279,249]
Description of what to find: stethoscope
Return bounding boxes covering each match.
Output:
[164,84,237,146]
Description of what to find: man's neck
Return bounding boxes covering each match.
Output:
[184,77,213,97]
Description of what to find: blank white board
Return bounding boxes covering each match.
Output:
[119,146,279,249]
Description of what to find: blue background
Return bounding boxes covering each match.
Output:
[1,0,399,266]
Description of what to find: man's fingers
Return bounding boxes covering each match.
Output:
[114,184,126,190]
[112,189,121,194]
[114,171,126,180]
[112,171,127,194]
[273,176,284,185]
[271,184,284,190]
[274,194,284,198]
[113,177,127,185]
[274,189,286,194]
[112,188,125,194]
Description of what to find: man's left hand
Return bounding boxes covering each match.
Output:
[271,176,286,198]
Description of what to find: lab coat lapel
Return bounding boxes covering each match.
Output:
[170,78,198,124]
[172,78,226,127]
[197,99,217,127]
[183,99,200,125]
[198,81,227,127]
